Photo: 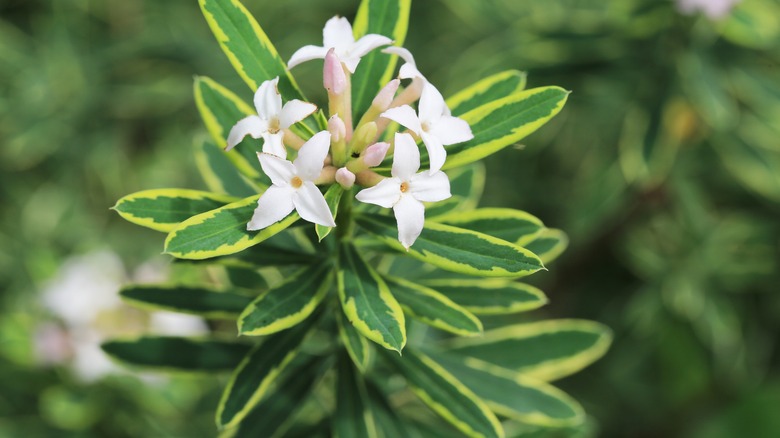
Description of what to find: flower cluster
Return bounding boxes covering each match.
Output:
[227,16,473,248]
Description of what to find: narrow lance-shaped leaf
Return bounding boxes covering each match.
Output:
[113,189,237,233]
[216,316,317,429]
[194,76,270,183]
[421,279,548,315]
[447,70,528,117]
[102,337,250,372]
[431,208,544,247]
[438,86,569,170]
[356,213,544,278]
[164,195,298,260]
[338,243,406,353]
[383,275,482,337]
[238,262,333,336]
[351,0,411,116]
[220,354,328,438]
[334,354,378,438]
[445,320,613,382]
[337,309,373,374]
[431,352,585,428]
[195,140,260,198]
[316,185,343,241]
[120,285,252,319]
[381,348,504,438]
[524,228,569,264]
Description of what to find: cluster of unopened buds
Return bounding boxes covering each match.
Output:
[226,16,473,249]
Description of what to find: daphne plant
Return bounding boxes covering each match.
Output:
[107,0,611,436]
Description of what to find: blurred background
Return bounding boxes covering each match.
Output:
[1,0,778,436]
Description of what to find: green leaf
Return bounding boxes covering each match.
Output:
[216,317,316,429]
[113,189,237,233]
[445,320,612,382]
[440,86,569,170]
[447,70,528,117]
[524,228,569,264]
[164,195,298,260]
[316,185,343,241]
[102,337,250,372]
[120,285,252,319]
[381,348,504,438]
[365,381,412,438]
[198,0,305,102]
[338,243,406,353]
[238,263,333,336]
[220,355,327,438]
[337,310,373,374]
[432,353,585,428]
[714,135,780,202]
[351,0,412,117]
[426,164,486,219]
[195,140,260,198]
[356,213,544,278]
[420,279,547,315]
[194,76,270,183]
[334,354,379,438]
[383,276,482,337]
[431,208,544,247]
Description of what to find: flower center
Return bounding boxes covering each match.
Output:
[291,176,303,188]
[268,118,281,134]
[421,121,432,132]
[400,182,410,193]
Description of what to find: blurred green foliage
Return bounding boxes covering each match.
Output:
[1,0,779,437]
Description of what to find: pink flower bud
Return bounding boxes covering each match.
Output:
[363,142,390,167]
[372,79,400,111]
[323,48,347,95]
[335,167,356,188]
[328,115,346,143]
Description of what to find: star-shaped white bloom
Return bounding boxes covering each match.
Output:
[382,46,425,82]
[227,77,317,158]
[380,83,473,173]
[248,131,336,230]
[287,16,392,74]
[356,133,451,249]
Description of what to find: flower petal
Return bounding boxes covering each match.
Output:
[429,116,474,145]
[341,57,362,74]
[293,181,336,227]
[410,171,451,203]
[355,177,402,208]
[257,152,296,186]
[399,63,424,80]
[380,105,422,134]
[418,82,447,125]
[350,34,393,59]
[280,100,317,129]
[392,132,421,180]
[383,47,423,80]
[323,16,354,50]
[421,131,446,173]
[293,131,331,181]
[247,185,295,231]
[393,195,425,249]
[382,46,416,66]
[261,132,287,158]
[253,78,282,120]
[287,45,328,69]
[226,115,267,151]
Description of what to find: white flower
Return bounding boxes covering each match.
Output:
[380,82,473,173]
[226,77,317,158]
[356,133,451,249]
[248,131,336,230]
[382,46,425,81]
[287,16,392,74]
[676,0,740,19]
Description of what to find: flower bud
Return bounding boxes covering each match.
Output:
[335,167,356,188]
[351,122,377,154]
[371,79,400,112]
[323,48,347,95]
[328,115,346,143]
[363,142,390,167]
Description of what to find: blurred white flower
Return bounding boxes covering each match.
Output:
[676,0,740,19]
